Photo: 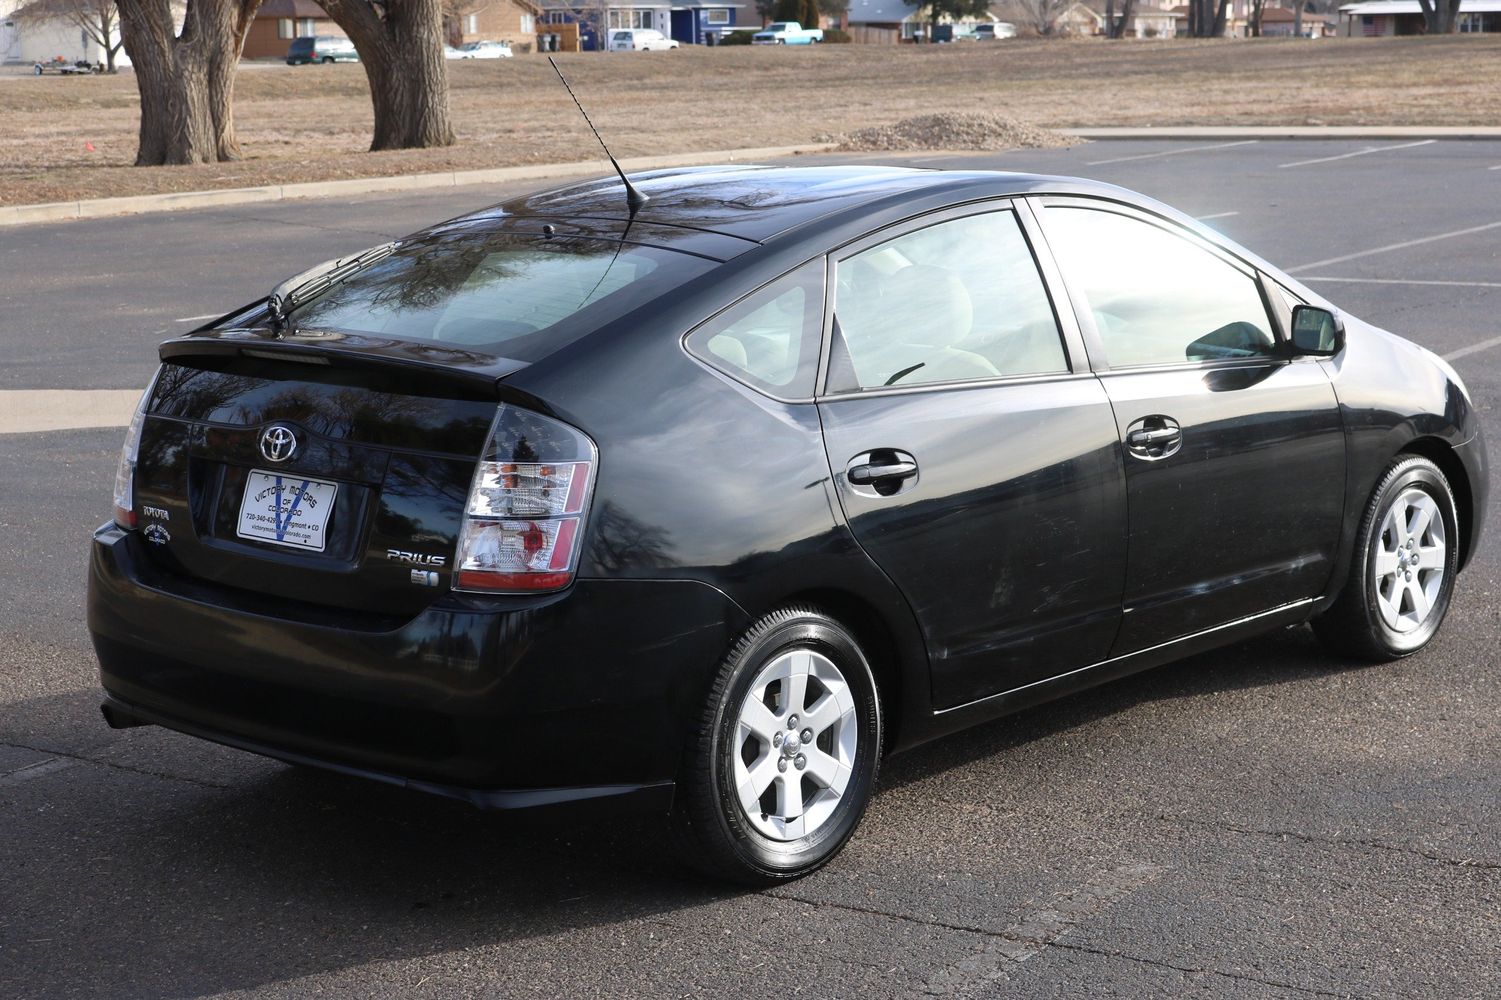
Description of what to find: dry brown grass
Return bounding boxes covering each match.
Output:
[3,36,1498,207]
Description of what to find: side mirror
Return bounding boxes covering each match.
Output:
[1289,305,1344,357]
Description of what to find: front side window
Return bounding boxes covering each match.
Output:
[685,258,824,398]
[829,210,1067,391]
[1043,206,1277,368]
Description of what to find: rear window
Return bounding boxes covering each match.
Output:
[288,39,313,52]
[289,229,714,362]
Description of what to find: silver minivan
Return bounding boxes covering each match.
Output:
[286,35,360,65]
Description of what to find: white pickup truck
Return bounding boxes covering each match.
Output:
[751,21,824,44]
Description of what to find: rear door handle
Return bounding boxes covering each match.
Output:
[1124,416,1183,461]
[1126,427,1179,447]
[845,450,919,496]
[848,460,917,484]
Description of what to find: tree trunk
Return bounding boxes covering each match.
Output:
[1248,0,1263,36]
[322,0,455,151]
[1212,0,1230,35]
[1115,0,1136,37]
[1106,0,1117,37]
[117,0,260,165]
[1294,0,1303,35]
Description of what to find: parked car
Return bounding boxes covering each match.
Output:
[752,20,823,43]
[285,35,358,65]
[457,39,514,58]
[973,21,1017,39]
[608,28,679,50]
[90,165,1487,885]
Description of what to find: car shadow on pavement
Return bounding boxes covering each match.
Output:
[0,622,1417,999]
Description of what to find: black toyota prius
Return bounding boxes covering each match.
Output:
[89,165,1488,884]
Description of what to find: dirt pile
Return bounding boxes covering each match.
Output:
[820,112,1076,153]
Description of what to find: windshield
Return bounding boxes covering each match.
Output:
[287,227,714,361]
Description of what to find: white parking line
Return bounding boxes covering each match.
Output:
[1278,139,1435,169]
[1085,140,1258,167]
[1196,211,1240,221]
[0,389,140,433]
[1302,276,1501,289]
[1444,335,1501,362]
[174,313,219,323]
[1286,220,1501,273]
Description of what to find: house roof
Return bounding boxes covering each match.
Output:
[845,0,922,24]
[256,0,333,18]
[1260,5,1333,19]
[1338,0,1501,9]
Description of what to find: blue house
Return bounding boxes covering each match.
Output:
[538,0,744,47]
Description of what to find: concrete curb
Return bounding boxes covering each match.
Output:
[1062,126,1501,140]
[0,143,838,229]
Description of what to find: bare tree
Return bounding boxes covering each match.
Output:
[1247,0,1264,35]
[1018,0,1069,34]
[116,0,262,165]
[319,0,456,150]
[1415,0,1461,31]
[13,0,124,71]
[1184,0,1229,35]
[1103,0,1135,37]
[441,0,484,44]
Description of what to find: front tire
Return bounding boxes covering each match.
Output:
[672,606,883,885]
[1313,455,1459,661]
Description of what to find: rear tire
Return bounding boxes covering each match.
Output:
[671,606,882,885]
[321,56,334,64]
[1313,455,1459,661]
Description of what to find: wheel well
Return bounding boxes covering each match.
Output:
[779,588,905,751]
[1399,437,1473,569]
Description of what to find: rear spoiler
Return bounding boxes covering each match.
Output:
[159,331,535,404]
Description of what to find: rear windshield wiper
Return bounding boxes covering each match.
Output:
[265,241,398,337]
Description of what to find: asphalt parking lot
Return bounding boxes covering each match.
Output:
[2,139,1498,999]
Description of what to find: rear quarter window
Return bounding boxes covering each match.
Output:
[684,258,825,400]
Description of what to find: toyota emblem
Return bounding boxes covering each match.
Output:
[259,425,298,463]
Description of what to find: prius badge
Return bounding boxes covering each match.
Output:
[259,424,298,463]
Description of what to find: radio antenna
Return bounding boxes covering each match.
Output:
[548,56,647,215]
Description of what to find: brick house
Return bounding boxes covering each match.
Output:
[243,0,345,60]
[448,0,545,49]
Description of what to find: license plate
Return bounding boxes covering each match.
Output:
[236,470,339,552]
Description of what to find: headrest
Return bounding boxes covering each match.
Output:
[881,265,973,349]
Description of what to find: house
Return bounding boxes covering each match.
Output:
[537,0,743,48]
[1116,3,1180,35]
[448,0,545,50]
[1337,0,1499,33]
[243,0,345,60]
[1257,5,1335,35]
[1054,1,1105,33]
[0,0,138,66]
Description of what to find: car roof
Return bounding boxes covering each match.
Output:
[471,164,1125,244]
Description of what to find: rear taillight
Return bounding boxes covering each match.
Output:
[455,405,597,593]
[111,372,159,529]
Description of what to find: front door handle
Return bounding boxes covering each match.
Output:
[845,450,919,497]
[1124,416,1183,461]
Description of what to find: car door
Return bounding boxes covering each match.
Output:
[816,204,1127,711]
[1033,199,1345,655]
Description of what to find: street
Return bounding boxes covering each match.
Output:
[2,139,1498,999]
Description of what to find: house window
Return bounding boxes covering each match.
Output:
[277,17,294,38]
[705,8,729,23]
[299,17,316,35]
[464,13,478,32]
[608,8,655,28]
[521,13,535,32]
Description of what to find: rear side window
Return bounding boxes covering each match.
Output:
[289,229,713,362]
[829,209,1067,392]
[684,258,825,399]
[1043,206,1277,368]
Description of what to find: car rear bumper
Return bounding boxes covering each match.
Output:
[88,524,748,810]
